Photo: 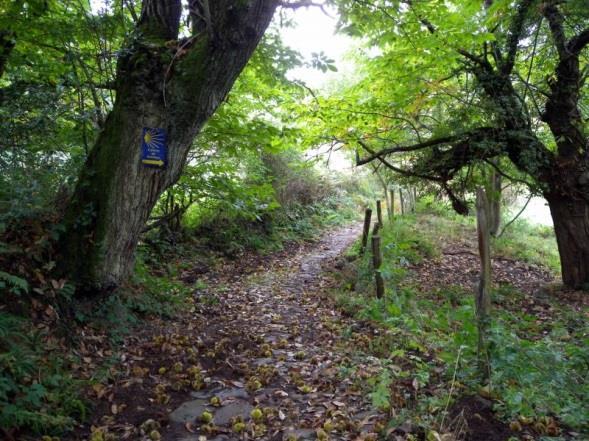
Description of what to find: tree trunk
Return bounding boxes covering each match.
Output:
[547,194,589,289]
[60,0,278,292]
[0,30,15,79]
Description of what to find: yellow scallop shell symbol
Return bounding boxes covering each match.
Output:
[144,132,153,144]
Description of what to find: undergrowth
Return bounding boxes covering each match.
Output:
[186,191,360,256]
[0,176,362,437]
[334,209,587,438]
[0,312,85,435]
[415,197,560,274]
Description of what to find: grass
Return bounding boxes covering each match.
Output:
[410,198,561,274]
[331,206,587,437]
[493,220,560,273]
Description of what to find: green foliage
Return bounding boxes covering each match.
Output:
[128,257,192,318]
[0,312,85,435]
[337,211,587,435]
[368,369,392,411]
[493,219,560,273]
[179,149,360,255]
[489,323,589,429]
[0,270,29,295]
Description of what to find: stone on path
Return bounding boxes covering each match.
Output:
[213,400,253,425]
[169,399,208,423]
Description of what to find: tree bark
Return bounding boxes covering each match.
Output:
[60,0,278,292]
[0,30,15,79]
[546,194,589,289]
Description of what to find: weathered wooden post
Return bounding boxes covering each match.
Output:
[376,200,383,226]
[361,208,372,254]
[372,221,380,237]
[389,189,395,221]
[488,168,502,237]
[372,234,385,298]
[476,187,492,380]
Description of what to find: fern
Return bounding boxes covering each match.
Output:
[0,271,29,295]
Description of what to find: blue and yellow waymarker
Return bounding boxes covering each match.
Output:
[141,127,167,168]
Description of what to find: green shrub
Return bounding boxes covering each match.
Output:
[0,312,85,435]
[335,211,587,434]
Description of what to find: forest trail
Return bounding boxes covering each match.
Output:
[75,219,586,441]
[82,222,389,441]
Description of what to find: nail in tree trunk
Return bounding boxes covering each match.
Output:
[376,200,383,226]
[361,208,372,254]
[59,0,279,293]
[476,187,492,380]
[371,234,384,298]
[399,189,405,215]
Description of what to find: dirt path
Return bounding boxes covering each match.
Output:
[83,223,386,441]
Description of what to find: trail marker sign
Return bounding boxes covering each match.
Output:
[141,127,167,168]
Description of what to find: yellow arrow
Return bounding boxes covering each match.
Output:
[142,159,164,166]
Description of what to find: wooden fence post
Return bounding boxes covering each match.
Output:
[361,208,372,254]
[476,187,492,380]
[389,189,395,221]
[372,235,385,298]
[372,221,380,237]
[376,200,383,226]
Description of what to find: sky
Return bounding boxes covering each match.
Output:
[90,1,352,90]
[278,5,354,89]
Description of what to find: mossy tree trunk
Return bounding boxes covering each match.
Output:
[546,194,589,289]
[61,0,278,293]
[352,1,589,289]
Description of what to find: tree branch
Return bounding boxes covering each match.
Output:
[356,140,444,182]
[356,127,496,165]
[567,28,589,55]
[139,0,182,40]
[542,1,567,58]
[501,0,533,75]
[457,48,493,72]
[279,0,331,16]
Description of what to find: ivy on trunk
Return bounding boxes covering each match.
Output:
[352,0,589,289]
[60,0,279,292]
